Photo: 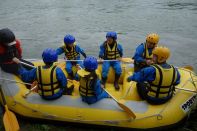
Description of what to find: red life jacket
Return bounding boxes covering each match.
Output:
[0,39,22,64]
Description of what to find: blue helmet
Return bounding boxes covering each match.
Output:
[64,34,75,45]
[106,31,117,40]
[42,48,58,63]
[83,56,98,71]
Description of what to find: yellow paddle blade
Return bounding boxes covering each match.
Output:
[102,87,136,118]
[121,58,134,63]
[183,65,194,71]
[3,107,20,131]
[67,79,79,88]
[118,102,136,119]
[72,80,80,87]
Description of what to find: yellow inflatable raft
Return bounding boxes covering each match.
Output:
[0,59,197,130]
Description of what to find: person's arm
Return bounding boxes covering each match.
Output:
[76,45,86,58]
[99,43,105,59]
[56,47,64,55]
[117,44,123,57]
[93,79,103,96]
[133,44,146,63]
[18,67,37,83]
[174,68,181,85]
[127,67,156,83]
[56,67,67,88]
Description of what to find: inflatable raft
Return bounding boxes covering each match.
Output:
[0,59,197,130]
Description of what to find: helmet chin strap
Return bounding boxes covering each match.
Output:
[157,60,166,64]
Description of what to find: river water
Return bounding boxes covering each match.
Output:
[0,0,197,130]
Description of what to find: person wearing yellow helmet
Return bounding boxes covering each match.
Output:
[132,33,159,72]
[128,46,180,105]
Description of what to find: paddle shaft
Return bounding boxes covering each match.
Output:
[23,85,38,98]
[63,58,134,63]
[0,85,6,106]
[0,78,32,86]
[20,61,35,68]
[64,59,118,62]
[176,87,197,93]
[102,88,119,103]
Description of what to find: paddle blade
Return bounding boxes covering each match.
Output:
[183,65,194,71]
[3,109,20,131]
[118,102,136,119]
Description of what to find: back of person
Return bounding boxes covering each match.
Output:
[36,65,63,99]
[147,64,177,102]
[19,48,73,100]
[78,56,109,104]
[128,46,180,105]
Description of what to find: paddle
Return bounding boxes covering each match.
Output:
[22,85,38,98]
[59,57,134,64]
[19,61,35,68]
[176,87,197,93]
[69,79,136,118]
[75,64,136,118]
[182,65,194,71]
[12,57,35,69]
[97,57,134,64]
[0,85,20,131]
[101,86,136,119]
[67,79,79,88]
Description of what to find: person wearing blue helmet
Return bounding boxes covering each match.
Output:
[77,56,109,104]
[56,34,86,79]
[18,48,73,100]
[99,31,123,91]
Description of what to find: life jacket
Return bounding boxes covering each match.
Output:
[133,43,153,72]
[62,42,79,60]
[143,43,153,60]
[0,39,22,64]
[147,64,177,98]
[78,69,97,97]
[36,65,61,97]
[103,42,120,60]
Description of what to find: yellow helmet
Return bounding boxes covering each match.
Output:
[152,46,170,63]
[146,33,160,45]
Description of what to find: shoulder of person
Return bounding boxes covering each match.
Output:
[138,43,145,48]
[117,43,123,47]
[55,66,64,73]
[144,66,156,72]
[136,43,145,51]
